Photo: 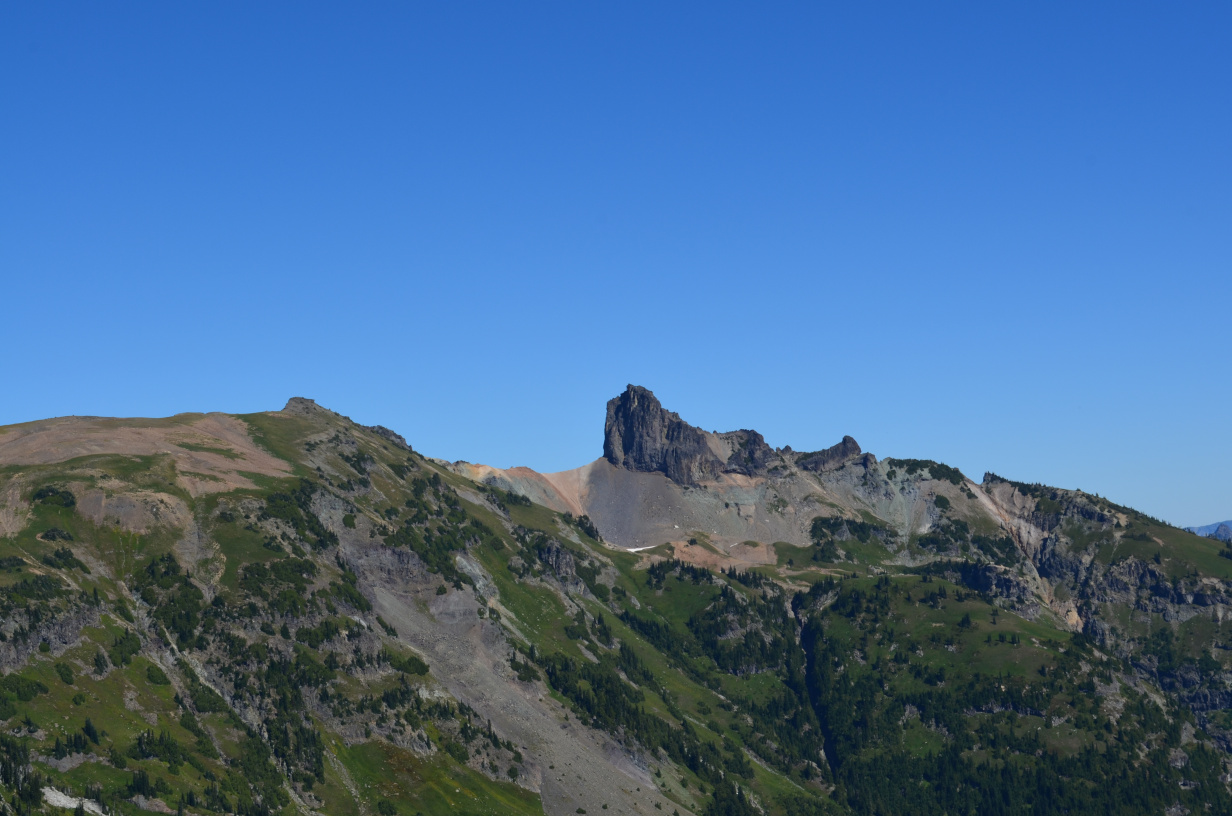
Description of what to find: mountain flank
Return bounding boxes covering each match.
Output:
[0,388,1228,816]
[457,384,1232,640]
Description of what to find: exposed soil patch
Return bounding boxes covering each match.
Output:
[0,413,292,496]
[655,539,778,571]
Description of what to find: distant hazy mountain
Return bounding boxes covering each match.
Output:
[1188,520,1232,541]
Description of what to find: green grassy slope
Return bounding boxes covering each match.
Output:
[0,409,541,816]
[475,502,1230,815]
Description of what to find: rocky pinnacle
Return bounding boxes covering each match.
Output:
[603,385,723,485]
[602,384,858,485]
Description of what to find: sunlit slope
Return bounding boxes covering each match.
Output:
[0,396,1228,816]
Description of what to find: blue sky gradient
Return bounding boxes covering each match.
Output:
[1,4,1228,525]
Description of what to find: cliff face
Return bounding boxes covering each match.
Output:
[602,385,846,485]
[713,429,778,476]
[795,435,863,472]
[602,385,725,485]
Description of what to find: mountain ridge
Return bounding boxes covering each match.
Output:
[1189,520,1232,541]
[454,386,1232,654]
[0,388,1228,816]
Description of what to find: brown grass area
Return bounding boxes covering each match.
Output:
[0,413,292,496]
[641,539,778,571]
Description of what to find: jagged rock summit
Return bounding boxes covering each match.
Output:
[455,385,893,551]
[795,434,863,472]
[603,385,776,484]
[449,385,1232,649]
[602,384,861,485]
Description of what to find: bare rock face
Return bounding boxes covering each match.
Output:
[714,429,777,476]
[603,386,725,486]
[283,397,332,416]
[538,542,577,580]
[602,385,857,486]
[795,436,862,472]
[365,424,411,450]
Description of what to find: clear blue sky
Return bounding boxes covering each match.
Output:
[2,4,1229,526]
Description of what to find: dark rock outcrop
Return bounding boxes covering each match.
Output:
[0,606,101,672]
[795,436,862,472]
[602,385,858,486]
[537,542,577,581]
[603,386,725,485]
[366,424,411,450]
[950,563,1039,618]
[715,429,777,476]
[283,396,333,416]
